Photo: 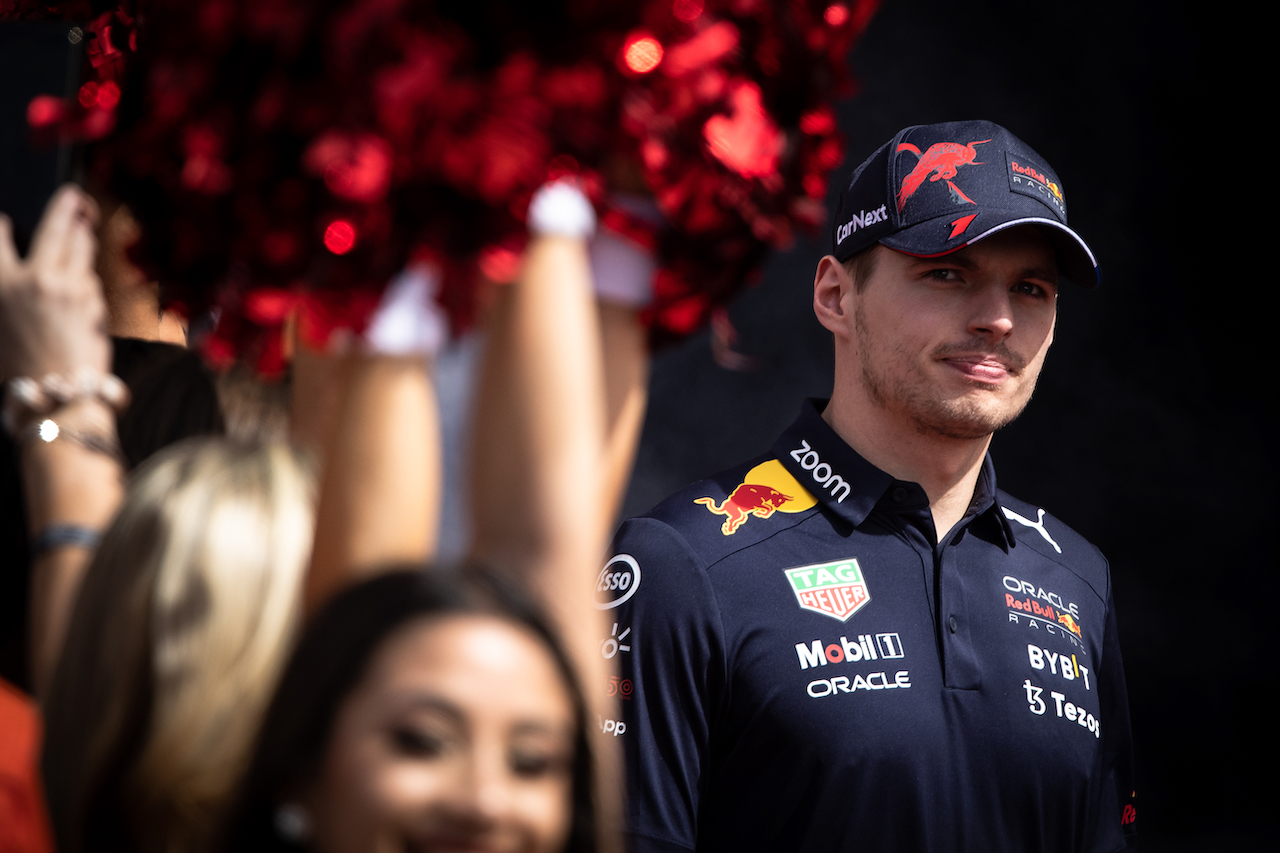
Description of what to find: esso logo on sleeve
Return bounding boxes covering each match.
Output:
[595,554,641,610]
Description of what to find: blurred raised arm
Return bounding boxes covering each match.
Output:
[298,276,446,615]
[0,186,123,700]
[95,201,187,346]
[468,184,608,622]
[299,349,441,614]
[467,182,624,850]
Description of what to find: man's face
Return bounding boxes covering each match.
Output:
[845,226,1060,440]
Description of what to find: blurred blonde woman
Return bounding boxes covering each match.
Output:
[40,438,315,853]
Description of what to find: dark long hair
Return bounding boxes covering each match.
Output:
[218,565,597,853]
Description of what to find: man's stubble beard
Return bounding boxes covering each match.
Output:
[853,304,1037,441]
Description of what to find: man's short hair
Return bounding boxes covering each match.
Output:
[841,244,880,293]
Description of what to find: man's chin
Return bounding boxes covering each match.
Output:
[910,396,1028,441]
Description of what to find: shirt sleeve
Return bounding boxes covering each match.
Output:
[1094,565,1138,849]
[602,516,728,853]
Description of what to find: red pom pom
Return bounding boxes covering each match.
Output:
[61,0,881,365]
[703,81,785,180]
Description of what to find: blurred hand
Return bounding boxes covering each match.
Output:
[0,185,109,381]
[97,202,188,346]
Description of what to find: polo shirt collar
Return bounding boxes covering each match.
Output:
[771,399,1015,549]
[771,398,892,528]
[970,452,1017,551]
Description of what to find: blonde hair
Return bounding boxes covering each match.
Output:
[43,438,315,853]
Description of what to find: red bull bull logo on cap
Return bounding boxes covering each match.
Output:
[784,558,871,622]
[895,138,990,212]
[695,459,815,535]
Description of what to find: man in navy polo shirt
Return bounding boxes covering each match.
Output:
[598,120,1136,852]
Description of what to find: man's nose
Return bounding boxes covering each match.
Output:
[967,286,1014,341]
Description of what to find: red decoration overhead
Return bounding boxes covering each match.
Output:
[4,0,880,367]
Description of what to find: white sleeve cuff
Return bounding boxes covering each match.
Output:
[363,263,448,356]
[527,181,597,238]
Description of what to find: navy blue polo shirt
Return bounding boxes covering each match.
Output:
[599,399,1135,853]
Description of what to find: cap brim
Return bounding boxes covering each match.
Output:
[881,215,1100,289]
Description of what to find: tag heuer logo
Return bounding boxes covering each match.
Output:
[784,559,870,622]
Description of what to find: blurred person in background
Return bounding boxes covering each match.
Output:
[294,178,622,852]
[40,437,314,853]
[2,181,316,853]
[0,186,123,701]
[0,195,226,696]
[218,567,597,853]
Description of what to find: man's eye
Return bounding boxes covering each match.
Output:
[926,268,960,281]
[1013,281,1048,297]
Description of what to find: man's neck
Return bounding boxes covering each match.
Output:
[822,392,992,542]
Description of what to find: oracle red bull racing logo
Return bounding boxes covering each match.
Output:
[896,138,990,211]
[1002,575,1083,638]
[695,459,815,535]
[784,558,871,622]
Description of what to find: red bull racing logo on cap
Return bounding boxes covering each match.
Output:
[695,459,815,535]
[895,138,990,212]
[1010,160,1062,201]
[1006,154,1066,216]
[784,558,871,622]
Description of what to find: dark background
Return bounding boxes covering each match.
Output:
[620,1,1268,850]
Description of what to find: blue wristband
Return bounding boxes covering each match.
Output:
[31,524,102,559]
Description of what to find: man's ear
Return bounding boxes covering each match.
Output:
[813,255,852,337]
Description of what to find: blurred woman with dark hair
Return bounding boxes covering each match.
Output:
[220,567,596,853]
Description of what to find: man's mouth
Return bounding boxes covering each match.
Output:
[940,354,1019,383]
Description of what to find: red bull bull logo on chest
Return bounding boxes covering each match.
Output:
[695,459,815,535]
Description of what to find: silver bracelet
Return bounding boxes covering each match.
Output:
[2,370,130,435]
[17,417,125,465]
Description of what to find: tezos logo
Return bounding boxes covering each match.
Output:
[595,555,640,610]
[784,558,870,622]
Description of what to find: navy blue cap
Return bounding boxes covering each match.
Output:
[831,120,1098,288]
